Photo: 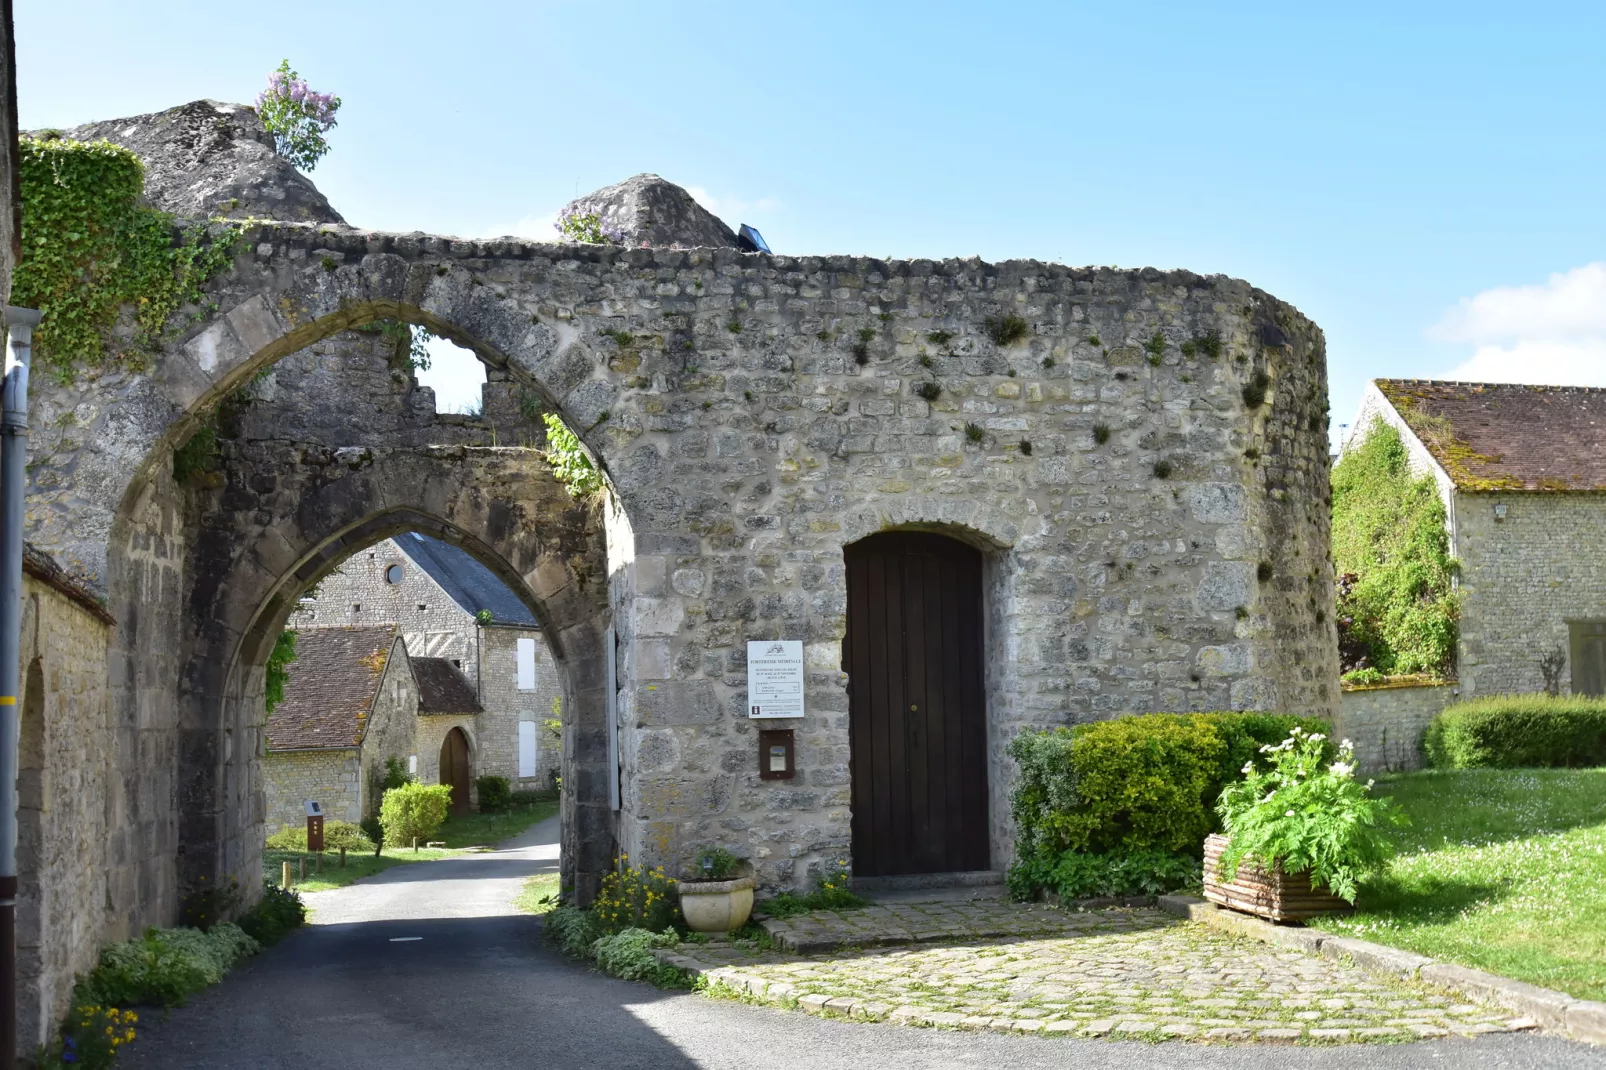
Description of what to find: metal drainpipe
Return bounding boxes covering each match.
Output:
[0,305,40,1070]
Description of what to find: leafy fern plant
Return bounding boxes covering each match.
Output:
[1216,727,1404,902]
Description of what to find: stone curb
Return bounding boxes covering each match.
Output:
[760,894,1158,954]
[1156,894,1605,1045]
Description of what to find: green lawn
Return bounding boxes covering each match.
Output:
[1316,768,1606,1001]
[516,873,561,914]
[264,799,558,893]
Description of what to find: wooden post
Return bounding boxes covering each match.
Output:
[315,852,322,876]
[412,837,418,853]
[299,856,306,883]
[340,847,347,868]
[282,861,292,889]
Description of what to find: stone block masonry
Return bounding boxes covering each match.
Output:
[263,750,361,828]
[25,217,1337,906]
[1336,681,1458,773]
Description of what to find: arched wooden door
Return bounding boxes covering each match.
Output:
[440,727,472,816]
[845,532,989,876]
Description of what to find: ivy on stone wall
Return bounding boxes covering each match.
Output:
[11,136,242,382]
[541,413,603,498]
[1331,418,1459,677]
[264,629,298,713]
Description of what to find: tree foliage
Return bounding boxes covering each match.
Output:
[541,413,604,498]
[264,630,297,713]
[1331,419,1459,676]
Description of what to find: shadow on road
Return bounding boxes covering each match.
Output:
[119,913,701,1070]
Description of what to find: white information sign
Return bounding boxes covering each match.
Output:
[747,640,805,719]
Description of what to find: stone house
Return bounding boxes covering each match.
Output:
[263,625,418,830]
[1347,379,1606,698]
[287,531,564,798]
[14,547,118,1054]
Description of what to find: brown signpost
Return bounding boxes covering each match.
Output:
[305,800,324,853]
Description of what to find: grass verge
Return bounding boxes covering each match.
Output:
[264,799,558,893]
[516,873,561,915]
[1316,768,1606,1000]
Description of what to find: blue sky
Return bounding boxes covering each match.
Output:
[19,1,1606,429]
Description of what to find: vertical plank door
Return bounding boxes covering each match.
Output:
[845,532,988,876]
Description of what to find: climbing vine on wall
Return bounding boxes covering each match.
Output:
[541,413,603,498]
[11,136,242,382]
[1331,418,1460,677]
[264,629,299,713]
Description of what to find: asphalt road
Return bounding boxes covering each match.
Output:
[122,818,1606,1070]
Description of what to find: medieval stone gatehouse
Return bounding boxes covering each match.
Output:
[11,99,1340,1035]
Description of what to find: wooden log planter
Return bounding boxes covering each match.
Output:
[1202,833,1354,923]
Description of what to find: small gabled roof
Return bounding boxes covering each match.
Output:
[393,531,539,627]
[266,625,399,751]
[412,657,482,715]
[1376,379,1606,492]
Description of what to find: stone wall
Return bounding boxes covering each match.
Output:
[417,714,477,798]
[1335,681,1459,773]
[15,569,116,1054]
[356,639,420,816]
[1454,490,1606,697]
[289,537,480,675]
[263,749,360,829]
[23,219,1335,899]
[477,624,563,789]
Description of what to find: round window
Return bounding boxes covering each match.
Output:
[384,563,404,585]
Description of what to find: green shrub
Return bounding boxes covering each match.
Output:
[37,1003,138,1069]
[265,819,373,854]
[1426,695,1606,769]
[379,782,453,848]
[591,928,687,985]
[359,815,384,855]
[80,924,259,1008]
[1005,847,1201,902]
[237,882,307,946]
[593,858,681,934]
[475,775,512,813]
[1342,667,1388,686]
[758,860,865,918]
[1007,712,1330,900]
[545,905,603,957]
[1332,419,1460,676]
[1218,729,1404,902]
[179,876,241,931]
[380,755,414,791]
[693,846,739,880]
[509,787,558,807]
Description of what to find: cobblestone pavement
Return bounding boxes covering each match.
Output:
[662,907,1533,1044]
[758,892,1117,951]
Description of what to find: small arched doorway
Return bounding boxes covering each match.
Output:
[440,727,473,817]
[844,531,989,876]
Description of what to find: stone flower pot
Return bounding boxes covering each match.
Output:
[678,876,754,933]
[1203,833,1354,923]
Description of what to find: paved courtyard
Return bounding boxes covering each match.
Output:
[663,902,1532,1043]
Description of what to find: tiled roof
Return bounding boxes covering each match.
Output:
[1377,379,1606,491]
[265,626,398,751]
[394,532,539,627]
[413,657,482,714]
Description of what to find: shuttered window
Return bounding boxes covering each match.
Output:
[516,637,536,690]
[1570,622,1606,697]
[518,721,538,778]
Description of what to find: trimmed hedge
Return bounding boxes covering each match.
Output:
[1007,711,1330,900]
[1425,695,1606,769]
[475,775,512,812]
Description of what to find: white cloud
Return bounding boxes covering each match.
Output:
[685,186,782,225]
[1434,262,1606,386]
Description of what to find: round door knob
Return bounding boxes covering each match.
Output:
[910,704,918,711]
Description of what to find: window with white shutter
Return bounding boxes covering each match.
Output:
[516,637,536,691]
[518,721,537,778]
